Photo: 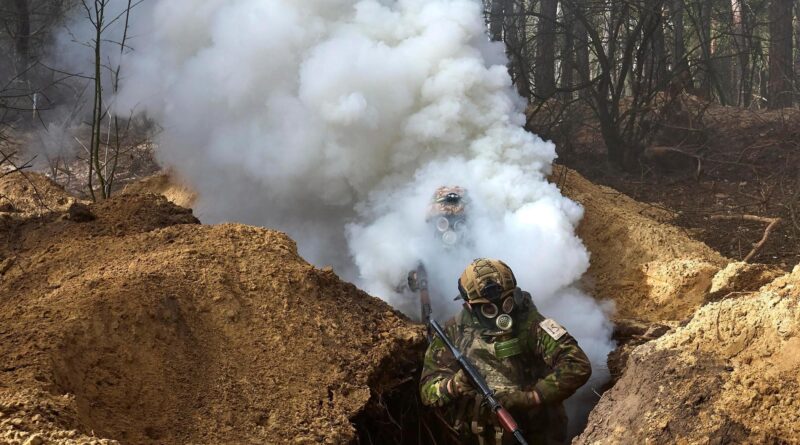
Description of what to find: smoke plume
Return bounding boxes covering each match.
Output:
[109,0,614,426]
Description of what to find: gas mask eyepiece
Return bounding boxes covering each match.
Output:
[475,294,516,332]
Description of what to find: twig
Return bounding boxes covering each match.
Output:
[710,214,782,262]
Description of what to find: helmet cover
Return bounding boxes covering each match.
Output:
[458,258,517,304]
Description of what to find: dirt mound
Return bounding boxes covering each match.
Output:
[576,266,800,444]
[0,172,75,215]
[554,166,727,321]
[122,172,197,209]
[0,193,423,444]
[708,261,786,301]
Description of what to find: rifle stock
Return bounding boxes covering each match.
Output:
[429,319,529,445]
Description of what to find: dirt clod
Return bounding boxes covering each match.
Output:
[707,261,785,301]
[64,203,95,223]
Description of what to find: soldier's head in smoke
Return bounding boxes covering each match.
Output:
[427,186,469,248]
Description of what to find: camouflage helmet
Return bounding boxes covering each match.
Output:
[426,186,467,221]
[458,258,517,304]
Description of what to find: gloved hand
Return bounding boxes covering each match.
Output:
[496,388,540,410]
[445,370,477,398]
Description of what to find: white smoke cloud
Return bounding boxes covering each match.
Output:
[109,0,614,426]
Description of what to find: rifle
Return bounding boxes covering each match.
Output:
[408,264,432,341]
[429,319,529,445]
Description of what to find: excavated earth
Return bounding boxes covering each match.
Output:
[576,268,800,444]
[0,173,422,445]
[553,165,733,322]
[556,167,800,444]
[2,169,800,444]
[120,172,197,209]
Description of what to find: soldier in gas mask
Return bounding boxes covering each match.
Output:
[426,185,469,247]
[420,258,592,445]
[406,186,470,327]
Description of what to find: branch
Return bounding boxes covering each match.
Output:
[709,215,782,262]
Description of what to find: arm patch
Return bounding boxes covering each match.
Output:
[540,319,567,341]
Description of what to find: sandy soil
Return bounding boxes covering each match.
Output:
[121,166,733,324]
[555,166,728,322]
[0,172,76,215]
[121,172,197,209]
[4,166,799,444]
[0,172,423,445]
[576,266,800,444]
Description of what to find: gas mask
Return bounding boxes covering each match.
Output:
[461,280,517,332]
[433,214,466,247]
[474,294,516,332]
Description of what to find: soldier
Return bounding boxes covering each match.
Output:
[420,258,592,445]
[426,185,468,247]
[406,186,470,326]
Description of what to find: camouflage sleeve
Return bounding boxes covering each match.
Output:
[527,316,592,405]
[419,325,459,407]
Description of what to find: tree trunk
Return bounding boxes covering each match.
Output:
[732,0,752,106]
[671,0,686,68]
[573,1,591,100]
[536,0,558,98]
[561,5,575,99]
[795,0,800,100]
[696,1,714,99]
[13,0,31,80]
[504,0,531,98]
[768,0,794,108]
[489,0,504,41]
[647,0,668,89]
[713,2,735,105]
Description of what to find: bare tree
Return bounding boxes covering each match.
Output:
[535,0,558,98]
[670,0,686,70]
[78,0,138,200]
[768,0,794,107]
[572,1,591,100]
[564,0,673,168]
[12,0,31,83]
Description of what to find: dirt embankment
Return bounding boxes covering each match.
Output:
[121,172,197,209]
[0,172,76,215]
[576,266,800,444]
[555,165,731,322]
[0,173,422,445]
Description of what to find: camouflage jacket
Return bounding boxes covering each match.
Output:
[419,293,591,441]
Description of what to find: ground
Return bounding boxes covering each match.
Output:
[3,102,800,443]
[0,177,423,445]
[550,96,800,270]
[554,165,728,322]
[576,266,800,444]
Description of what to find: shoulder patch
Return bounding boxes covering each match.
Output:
[540,319,567,341]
